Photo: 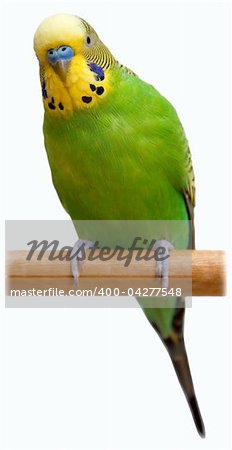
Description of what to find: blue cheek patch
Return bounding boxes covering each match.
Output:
[87,62,105,81]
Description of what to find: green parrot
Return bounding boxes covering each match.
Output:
[34,14,205,437]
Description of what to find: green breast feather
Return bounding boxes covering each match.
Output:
[44,67,189,223]
[44,66,191,337]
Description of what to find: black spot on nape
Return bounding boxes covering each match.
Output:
[90,84,96,92]
[59,102,64,110]
[51,97,55,104]
[48,102,56,110]
[42,80,48,99]
[82,96,92,104]
[96,86,104,96]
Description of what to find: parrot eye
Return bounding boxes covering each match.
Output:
[86,35,91,46]
[57,45,75,60]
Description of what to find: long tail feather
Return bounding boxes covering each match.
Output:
[163,335,205,438]
[149,300,206,438]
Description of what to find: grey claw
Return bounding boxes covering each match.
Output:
[70,239,94,282]
[152,239,174,288]
[155,260,162,277]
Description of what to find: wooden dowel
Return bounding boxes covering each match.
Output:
[6,250,226,296]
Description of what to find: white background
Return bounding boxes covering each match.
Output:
[0,0,231,449]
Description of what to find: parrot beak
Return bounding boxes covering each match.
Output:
[53,60,71,81]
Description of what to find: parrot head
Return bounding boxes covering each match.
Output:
[34,14,116,114]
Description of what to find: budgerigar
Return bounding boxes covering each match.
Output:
[34,14,205,437]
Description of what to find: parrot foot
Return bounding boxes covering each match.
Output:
[152,240,174,288]
[70,239,95,283]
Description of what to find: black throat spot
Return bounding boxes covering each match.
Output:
[82,96,92,104]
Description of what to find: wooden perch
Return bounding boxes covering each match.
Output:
[6,250,226,296]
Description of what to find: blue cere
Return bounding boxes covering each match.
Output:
[57,46,74,61]
[47,49,59,65]
[88,62,105,81]
[47,46,74,65]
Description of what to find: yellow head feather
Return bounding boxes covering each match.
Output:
[34,14,86,63]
